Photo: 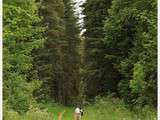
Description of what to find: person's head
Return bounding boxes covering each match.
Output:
[76,104,80,108]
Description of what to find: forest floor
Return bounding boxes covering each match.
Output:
[41,100,157,120]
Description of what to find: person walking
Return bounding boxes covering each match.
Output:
[74,105,81,120]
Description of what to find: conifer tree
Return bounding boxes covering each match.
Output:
[82,0,114,98]
[33,0,66,101]
[35,0,81,105]
[60,0,81,105]
[104,0,157,106]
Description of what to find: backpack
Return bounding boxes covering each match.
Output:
[80,109,83,116]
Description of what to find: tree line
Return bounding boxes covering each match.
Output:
[3,0,157,115]
[82,0,157,107]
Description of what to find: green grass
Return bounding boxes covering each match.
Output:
[43,97,157,120]
[43,103,74,120]
[4,97,157,120]
[4,108,53,120]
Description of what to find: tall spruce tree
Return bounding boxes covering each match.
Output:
[82,0,117,99]
[34,0,81,105]
[33,0,66,101]
[59,0,81,105]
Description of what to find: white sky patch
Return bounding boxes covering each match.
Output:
[73,0,86,35]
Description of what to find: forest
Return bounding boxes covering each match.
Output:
[3,0,157,120]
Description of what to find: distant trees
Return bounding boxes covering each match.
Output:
[34,0,81,105]
[82,0,117,99]
[82,0,157,106]
[33,0,66,102]
[61,0,81,105]
[3,0,157,112]
[104,0,157,106]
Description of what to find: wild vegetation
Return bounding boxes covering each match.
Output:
[3,0,157,119]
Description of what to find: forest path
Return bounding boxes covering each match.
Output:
[58,110,66,120]
[46,103,156,120]
[57,110,81,120]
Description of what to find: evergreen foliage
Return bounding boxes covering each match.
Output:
[103,0,157,106]
[3,0,157,118]
[34,0,81,105]
[82,0,116,99]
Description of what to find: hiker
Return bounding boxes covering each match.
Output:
[74,104,82,120]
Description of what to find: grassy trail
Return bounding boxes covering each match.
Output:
[44,101,156,120]
[58,111,66,120]
[43,98,156,120]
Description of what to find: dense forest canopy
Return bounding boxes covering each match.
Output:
[3,0,157,119]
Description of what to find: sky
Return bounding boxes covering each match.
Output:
[74,0,86,35]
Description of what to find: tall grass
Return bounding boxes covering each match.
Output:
[42,103,74,120]
[4,97,157,120]
[40,97,157,120]
[4,108,53,120]
[82,97,157,120]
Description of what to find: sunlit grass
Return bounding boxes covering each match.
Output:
[44,97,157,120]
[4,97,157,120]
